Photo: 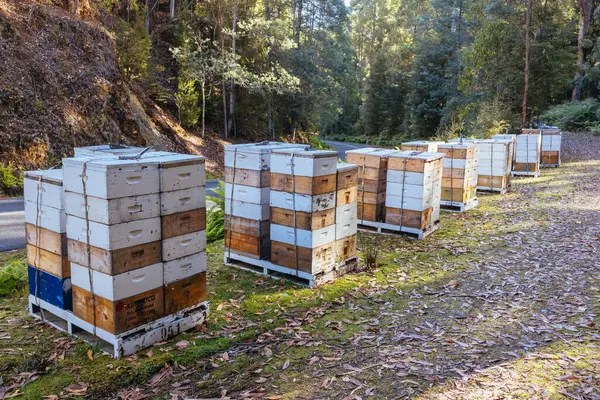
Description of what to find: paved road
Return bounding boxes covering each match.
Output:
[323,140,374,161]
[0,198,26,252]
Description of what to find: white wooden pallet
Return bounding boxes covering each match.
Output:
[223,252,359,288]
[440,198,479,213]
[357,220,439,240]
[511,170,540,177]
[28,295,209,358]
[477,185,510,195]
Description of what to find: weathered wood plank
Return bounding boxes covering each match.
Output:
[161,209,206,239]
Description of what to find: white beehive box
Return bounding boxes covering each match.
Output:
[270,191,337,213]
[160,187,206,216]
[224,184,270,204]
[225,198,270,220]
[162,230,207,261]
[64,192,160,225]
[71,262,163,302]
[24,170,64,210]
[270,224,336,248]
[336,202,357,224]
[401,141,445,152]
[163,252,208,285]
[25,201,67,233]
[224,142,309,171]
[63,157,160,199]
[66,215,161,250]
[271,149,338,177]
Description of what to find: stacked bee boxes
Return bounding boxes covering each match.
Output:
[541,129,562,167]
[384,151,444,238]
[224,142,308,261]
[492,134,517,167]
[335,164,359,264]
[269,149,339,276]
[24,170,71,311]
[513,130,542,177]
[346,148,397,224]
[401,141,445,152]
[438,143,479,212]
[61,151,207,337]
[449,139,513,194]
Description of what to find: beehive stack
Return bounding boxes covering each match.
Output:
[335,164,359,264]
[513,130,542,176]
[224,142,308,260]
[346,148,397,223]
[492,134,517,167]
[385,151,444,236]
[400,141,445,152]
[63,152,207,336]
[450,139,513,193]
[438,143,479,211]
[541,129,562,167]
[269,149,339,275]
[24,170,71,311]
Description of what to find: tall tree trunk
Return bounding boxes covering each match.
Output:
[145,0,151,33]
[228,0,238,138]
[218,3,228,139]
[522,0,532,126]
[572,0,593,101]
[201,80,206,138]
[266,0,275,137]
[223,81,228,139]
[295,0,303,46]
[170,0,175,20]
[73,0,79,15]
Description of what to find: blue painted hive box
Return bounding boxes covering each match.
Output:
[28,266,73,310]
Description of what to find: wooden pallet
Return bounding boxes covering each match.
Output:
[224,252,359,288]
[440,197,479,213]
[477,185,510,195]
[28,295,209,358]
[511,170,540,177]
[357,220,439,240]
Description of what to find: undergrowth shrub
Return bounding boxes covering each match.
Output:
[206,181,225,243]
[0,260,28,297]
[362,243,380,271]
[541,100,600,132]
[0,163,23,196]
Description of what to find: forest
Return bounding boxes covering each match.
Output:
[0,0,598,177]
[108,0,597,145]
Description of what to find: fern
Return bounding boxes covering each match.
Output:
[206,180,225,242]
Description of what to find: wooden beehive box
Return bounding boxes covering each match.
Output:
[438,143,479,211]
[513,132,541,176]
[269,149,339,274]
[346,148,398,223]
[540,129,562,167]
[385,151,444,231]
[400,141,445,153]
[335,163,358,264]
[224,142,309,260]
[450,139,512,193]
